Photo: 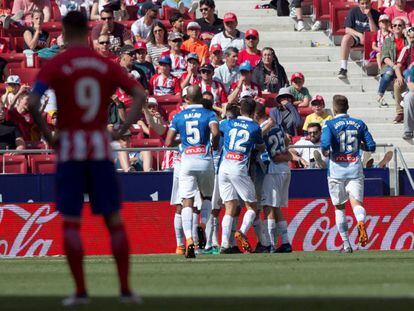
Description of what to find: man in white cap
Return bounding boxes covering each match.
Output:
[182,21,209,64]
[210,12,245,52]
[1,75,25,108]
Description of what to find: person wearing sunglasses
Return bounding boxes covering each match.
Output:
[163,32,187,78]
[377,17,407,112]
[118,45,149,90]
[337,0,380,79]
[91,7,133,51]
[195,0,224,45]
[196,63,227,110]
[238,28,261,68]
[210,12,245,53]
[97,34,117,60]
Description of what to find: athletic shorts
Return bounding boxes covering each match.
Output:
[261,173,291,208]
[291,0,302,8]
[218,171,256,203]
[179,169,214,199]
[55,160,121,217]
[328,177,364,206]
[350,34,362,47]
[212,174,223,210]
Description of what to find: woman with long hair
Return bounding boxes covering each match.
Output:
[147,21,170,66]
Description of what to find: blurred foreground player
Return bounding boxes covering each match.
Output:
[165,85,219,258]
[321,95,376,253]
[28,11,146,306]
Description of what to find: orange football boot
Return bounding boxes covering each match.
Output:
[234,230,252,253]
[357,221,368,247]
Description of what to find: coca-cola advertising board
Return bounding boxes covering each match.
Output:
[1,197,414,257]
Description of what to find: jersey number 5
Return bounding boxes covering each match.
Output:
[75,77,101,122]
[339,130,358,153]
[186,120,201,144]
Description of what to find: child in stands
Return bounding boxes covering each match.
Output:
[372,14,392,71]
[289,72,311,107]
[302,95,333,134]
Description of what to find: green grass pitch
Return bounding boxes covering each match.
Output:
[1,251,414,310]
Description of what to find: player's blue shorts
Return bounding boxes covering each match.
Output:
[55,160,121,217]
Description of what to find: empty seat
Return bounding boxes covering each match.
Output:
[9,67,41,85]
[28,154,56,174]
[0,155,28,174]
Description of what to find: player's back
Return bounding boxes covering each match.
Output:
[171,104,217,171]
[220,116,263,175]
[263,124,290,174]
[321,114,376,179]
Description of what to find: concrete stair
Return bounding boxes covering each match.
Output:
[213,0,413,168]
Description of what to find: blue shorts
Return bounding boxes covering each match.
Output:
[55,160,121,217]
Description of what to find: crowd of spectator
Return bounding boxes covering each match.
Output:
[0,0,401,171]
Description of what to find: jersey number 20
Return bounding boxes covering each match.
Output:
[75,77,101,122]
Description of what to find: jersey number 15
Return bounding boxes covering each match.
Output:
[339,130,358,153]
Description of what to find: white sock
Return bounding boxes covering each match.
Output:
[181,207,193,239]
[240,210,256,235]
[267,219,276,247]
[254,218,270,247]
[200,200,212,225]
[340,60,348,70]
[205,213,213,249]
[276,220,289,244]
[230,217,238,246]
[192,212,199,244]
[352,205,366,223]
[221,215,234,248]
[212,216,219,247]
[174,213,184,246]
[335,209,350,248]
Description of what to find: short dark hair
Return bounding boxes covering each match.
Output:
[307,122,322,132]
[202,91,214,100]
[240,98,256,116]
[200,0,216,8]
[101,7,114,16]
[62,11,88,37]
[225,47,239,57]
[149,21,168,45]
[226,103,240,119]
[201,98,213,110]
[332,95,349,114]
[169,13,184,25]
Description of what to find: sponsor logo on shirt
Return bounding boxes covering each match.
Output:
[225,151,245,161]
[334,154,357,162]
[184,145,206,155]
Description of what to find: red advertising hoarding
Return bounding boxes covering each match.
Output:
[1,197,414,257]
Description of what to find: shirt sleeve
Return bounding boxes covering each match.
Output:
[344,8,355,29]
[320,123,332,152]
[219,119,227,135]
[255,127,264,145]
[169,114,178,132]
[220,84,228,103]
[302,115,311,131]
[208,111,218,125]
[361,122,376,152]
[131,21,139,36]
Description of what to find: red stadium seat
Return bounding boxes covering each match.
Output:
[330,2,358,37]
[363,31,378,75]
[12,36,25,53]
[9,67,40,85]
[261,93,278,107]
[0,52,25,68]
[126,5,139,21]
[298,107,313,118]
[0,155,28,174]
[28,154,56,173]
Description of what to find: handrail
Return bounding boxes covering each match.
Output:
[394,147,414,194]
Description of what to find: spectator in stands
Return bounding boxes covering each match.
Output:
[147,21,170,66]
[372,14,392,71]
[181,21,209,64]
[302,95,332,133]
[56,0,92,18]
[197,63,227,110]
[289,72,311,107]
[91,0,128,21]
[338,0,380,79]
[132,41,156,82]
[180,53,201,89]
[6,90,40,141]
[210,12,245,52]
[163,32,187,78]
[0,57,8,83]
[402,66,414,139]
[91,7,133,52]
[291,0,305,32]
[394,27,414,123]
[149,55,182,95]
[131,2,159,41]
[23,10,50,51]
[169,13,189,40]
[195,0,223,44]
[377,17,407,108]
[97,33,118,59]
[237,29,261,68]
[162,0,198,14]
[385,0,412,26]
[12,0,51,25]
[0,103,25,150]
[252,47,288,93]
[142,96,168,137]
[118,44,149,89]
[291,122,325,168]
[1,76,25,109]
[228,61,262,103]
[213,46,240,93]
[269,87,301,136]
[209,44,223,68]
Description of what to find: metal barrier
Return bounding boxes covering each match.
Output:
[0,143,413,196]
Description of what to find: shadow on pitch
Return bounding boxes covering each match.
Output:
[1,296,414,311]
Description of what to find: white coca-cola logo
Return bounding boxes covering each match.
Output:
[0,204,58,257]
[289,199,414,251]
